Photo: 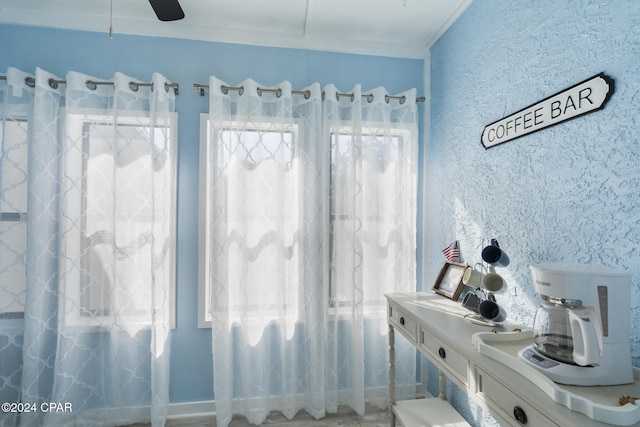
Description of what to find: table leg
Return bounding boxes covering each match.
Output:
[388,323,396,427]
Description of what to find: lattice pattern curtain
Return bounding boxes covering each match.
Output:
[0,68,177,427]
[323,84,418,411]
[0,67,34,427]
[204,77,418,426]
[205,77,326,427]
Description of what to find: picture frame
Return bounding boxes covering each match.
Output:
[432,261,467,301]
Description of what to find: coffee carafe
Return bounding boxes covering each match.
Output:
[532,301,601,367]
[518,262,633,386]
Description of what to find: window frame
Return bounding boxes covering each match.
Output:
[197,113,302,328]
[198,114,415,326]
[327,121,414,315]
[0,116,29,318]
[61,109,178,332]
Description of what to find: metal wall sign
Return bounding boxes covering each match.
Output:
[481,73,615,149]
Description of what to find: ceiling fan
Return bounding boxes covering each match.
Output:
[148,0,185,21]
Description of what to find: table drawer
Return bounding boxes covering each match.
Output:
[475,367,559,427]
[388,303,418,344]
[419,327,469,387]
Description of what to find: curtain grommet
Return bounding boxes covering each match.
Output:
[129,82,139,92]
[85,80,98,90]
[367,94,374,103]
[220,85,243,96]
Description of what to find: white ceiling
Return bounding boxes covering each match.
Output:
[0,0,472,59]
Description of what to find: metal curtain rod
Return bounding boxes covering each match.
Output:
[193,83,426,103]
[0,75,179,95]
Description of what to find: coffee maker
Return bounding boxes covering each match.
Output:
[518,262,634,386]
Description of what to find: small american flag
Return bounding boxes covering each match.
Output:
[442,240,460,262]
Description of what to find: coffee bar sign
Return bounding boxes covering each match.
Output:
[481,73,614,149]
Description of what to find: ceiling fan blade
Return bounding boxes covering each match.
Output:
[148,0,185,21]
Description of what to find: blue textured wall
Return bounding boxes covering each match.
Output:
[429,0,640,424]
[0,23,425,404]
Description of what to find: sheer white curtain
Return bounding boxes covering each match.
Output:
[205,78,418,425]
[206,77,326,427]
[323,85,418,411]
[0,68,176,427]
[0,67,34,427]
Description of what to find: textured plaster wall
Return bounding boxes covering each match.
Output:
[428,0,640,424]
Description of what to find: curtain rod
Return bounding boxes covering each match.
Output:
[193,83,426,104]
[0,75,179,95]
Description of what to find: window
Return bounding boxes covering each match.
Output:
[198,114,300,327]
[199,114,413,324]
[61,111,177,330]
[328,125,411,313]
[0,118,28,318]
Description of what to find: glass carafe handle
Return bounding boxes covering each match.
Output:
[569,309,601,366]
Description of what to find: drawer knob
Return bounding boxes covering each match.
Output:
[513,406,527,424]
[438,347,446,359]
[399,317,405,325]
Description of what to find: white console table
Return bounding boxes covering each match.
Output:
[386,292,640,427]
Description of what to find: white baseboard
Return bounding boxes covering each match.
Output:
[166,383,426,420]
[167,400,216,419]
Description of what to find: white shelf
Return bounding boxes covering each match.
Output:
[393,398,470,427]
[472,331,640,426]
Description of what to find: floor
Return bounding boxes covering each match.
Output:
[130,404,391,426]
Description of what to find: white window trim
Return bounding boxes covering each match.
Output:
[198,115,414,326]
[327,121,414,317]
[198,114,303,328]
[0,117,29,318]
[61,109,178,332]
[198,114,211,328]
